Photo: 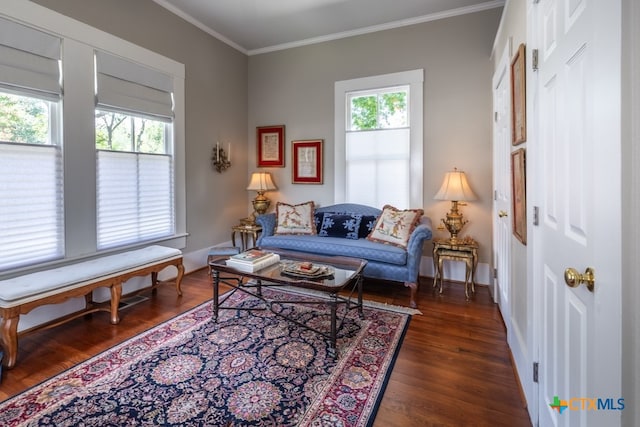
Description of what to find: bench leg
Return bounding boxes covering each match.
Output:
[150,260,184,296]
[175,262,185,296]
[110,283,122,324]
[151,272,159,295]
[405,281,419,309]
[0,311,19,369]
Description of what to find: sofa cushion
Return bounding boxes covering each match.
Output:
[274,201,316,235]
[367,204,424,248]
[319,213,362,240]
[260,234,407,266]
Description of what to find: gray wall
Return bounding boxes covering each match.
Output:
[34,1,502,270]
[248,9,502,267]
[33,0,249,258]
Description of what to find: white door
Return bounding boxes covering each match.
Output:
[492,44,512,324]
[533,0,622,426]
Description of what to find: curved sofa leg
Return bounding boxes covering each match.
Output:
[404,281,418,309]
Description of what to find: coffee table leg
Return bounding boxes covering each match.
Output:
[256,278,262,297]
[213,270,220,321]
[357,275,364,319]
[329,294,337,357]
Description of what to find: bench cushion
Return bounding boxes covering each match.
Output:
[0,245,181,303]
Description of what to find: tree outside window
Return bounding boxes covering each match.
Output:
[349,89,408,131]
[0,92,51,145]
[95,110,166,154]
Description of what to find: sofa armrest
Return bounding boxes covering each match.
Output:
[255,213,276,245]
[405,217,433,282]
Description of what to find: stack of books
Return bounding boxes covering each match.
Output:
[225,249,280,273]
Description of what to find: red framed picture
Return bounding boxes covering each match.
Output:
[292,139,323,184]
[257,125,285,167]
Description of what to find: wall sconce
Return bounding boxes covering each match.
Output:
[245,172,277,224]
[211,141,231,173]
[434,168,476,242]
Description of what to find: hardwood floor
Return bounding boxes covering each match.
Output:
[0,269,532,426]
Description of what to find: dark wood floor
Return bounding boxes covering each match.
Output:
[0,269,532,426]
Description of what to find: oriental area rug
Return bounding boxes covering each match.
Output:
[0,288,411,426]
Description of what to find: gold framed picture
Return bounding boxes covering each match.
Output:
[511,43,526,145]
[511,148,527,244]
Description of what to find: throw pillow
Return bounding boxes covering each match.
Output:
[366,204,423,248]
[314,211,329,234]
[358,215,378,238]
[274,201,316,235]
[319,213,362,240]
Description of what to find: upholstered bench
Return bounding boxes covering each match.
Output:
[0,245,184,369]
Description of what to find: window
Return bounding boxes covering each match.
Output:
[0,18,63,271]
[0,6,185,274]
[95,52,175,249]
[335,70,424,209]
[346,87,410,207]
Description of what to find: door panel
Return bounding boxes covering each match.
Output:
[534,0,621,425]
[492,45,512,319]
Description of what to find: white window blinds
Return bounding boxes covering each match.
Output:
[0,143,64,270]
[0,18,63,271]
[96,151,174,249]
[95,51,173,120]
[0,16,61,97]
[345,128,410,208]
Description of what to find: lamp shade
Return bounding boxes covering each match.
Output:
[434,168,476,201]
[247,172,276,192]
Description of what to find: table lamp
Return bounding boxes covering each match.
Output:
[434,168,476,242]
[245,172,277,224]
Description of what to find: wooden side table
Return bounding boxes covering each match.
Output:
[432,237,479,299]
[231,223,262,251]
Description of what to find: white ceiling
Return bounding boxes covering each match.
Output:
[153,0,504,55]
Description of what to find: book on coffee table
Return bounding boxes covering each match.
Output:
[229,249,274,264]
[225,252,280,272]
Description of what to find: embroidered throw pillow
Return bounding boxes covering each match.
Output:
[319,213,362,240]
[274,201,316,235]
[358,215,378,238]
[366,205,423,248]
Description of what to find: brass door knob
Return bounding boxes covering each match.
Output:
[564,267,595,292]
[498,210,508,218]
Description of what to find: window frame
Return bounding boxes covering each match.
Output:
[0,3,186,275]
[334,69,424,208]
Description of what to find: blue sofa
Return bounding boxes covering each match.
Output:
[256,203,433,308]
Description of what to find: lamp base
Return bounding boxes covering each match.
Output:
[246,192,271,225]
[441,201,468,242]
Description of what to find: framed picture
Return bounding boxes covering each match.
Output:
[511,148,527,245]
[292,139,323,184]
[511,43,526,145]
[257,125,285,167]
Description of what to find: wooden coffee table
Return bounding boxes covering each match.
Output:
[208,248,367,356]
